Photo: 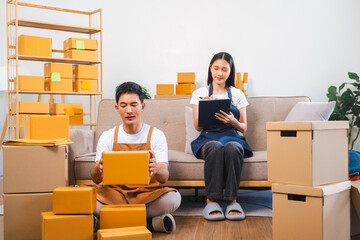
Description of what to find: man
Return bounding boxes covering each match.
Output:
[91,81,181,233]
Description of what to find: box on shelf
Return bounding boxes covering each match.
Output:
[24,115,69,140]
[44,62,73,79]
[74,79,98,93]
[41,212,93,240]
[272,181,351,240]
[53,186,96,214]
[154,94,191,99]
[3,145,68,194]
[4,193,53,240]
[97,226,151,240]
[51,103,83,125]
[45,77,73,92]
[74,64,98,79]
[18,75,45,91]
[156,84,174,95]
[16,101,50,114]
[14,114,49,126]
[176,83,196,95]
[177,72,195,84]
[102,151,149,185]
[18,35,52,57]
[100,204,146,229]
[64,49,98,61]
[266,121,349,186]
[64,38,98,51]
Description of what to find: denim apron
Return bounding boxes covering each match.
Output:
[191,84,253,159]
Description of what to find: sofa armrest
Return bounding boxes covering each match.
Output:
[68,129,95,185]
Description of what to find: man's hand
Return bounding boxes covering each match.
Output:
[149,150,161,176]
[148,150,169,183]
[90,158,103,184]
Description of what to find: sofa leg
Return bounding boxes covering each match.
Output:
[195,188,199,202]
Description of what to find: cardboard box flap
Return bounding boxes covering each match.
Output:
[102,204,145,211]
[266,121,312,131]
[272,183,323,197]
[98,226,150,237]
[321,181,351,196]
[311,121,349,130]
[351,180,360,218]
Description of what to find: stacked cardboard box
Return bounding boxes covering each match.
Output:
[73,64,98,93]
[64,38,98,61]
[18,75,45,91]
[266,121,350,240]
[44,62,73,92]
[176,72,196,95]
[51,103,83,125]
[24,115,70,140]
[156,84,174,95]
[18,35,52,57]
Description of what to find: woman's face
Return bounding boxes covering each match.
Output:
[210,59,231,86]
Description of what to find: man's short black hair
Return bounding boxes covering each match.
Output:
[115,82,145,104]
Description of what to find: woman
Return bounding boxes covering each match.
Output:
[190,52,253,221]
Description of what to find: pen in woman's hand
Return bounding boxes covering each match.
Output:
[199,97,203,99]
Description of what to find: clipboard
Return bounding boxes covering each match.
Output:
[198,99,231,127]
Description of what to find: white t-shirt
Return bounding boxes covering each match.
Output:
[190,86,249,109]
[95,124,168,164]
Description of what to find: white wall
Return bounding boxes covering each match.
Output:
[0,0,359,175]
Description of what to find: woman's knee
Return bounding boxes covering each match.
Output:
[224,142,244,156]
[202,141,223,156]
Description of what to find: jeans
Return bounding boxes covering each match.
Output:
[199,141,245,201]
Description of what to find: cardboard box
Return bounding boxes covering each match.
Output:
[16,101,50,114]
[100,204,146,229]
[272,181,350,240]
[18,75,45,91]
[51,103,83,115]
[3,145,68,193]
[176,83,196,94]
[102,151,149,185]
[44,62,73,79]
[18,35,52,57]
[97,226,151,240]
[177,72,195,84]
[24,115,69,140]
[69,114,83,125]
[351,202,360,237]
[64,49,98,61]
[74,79,98,93]
[74,64,98,79]
[45,77,73,92]
[64,38,98,51]
[41,212,93,240]
[14,114,49,126]
[53,186,96,214]
[266,121,349,186]
[4,193,53,240]
[156,84,174,95]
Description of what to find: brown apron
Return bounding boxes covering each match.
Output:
[97,125,176,205]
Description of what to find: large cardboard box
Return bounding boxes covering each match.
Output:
[18,35,52,57]
[177,72,195,84]
[4,193,53,240]
[97,226,151,240]
[100,204,146,229]
[64,38,98,51]
[41,212,93,240]
[15,114,49,126]
[45,77,73,92]
[74,64,98,79]
[102,151,149,185]
[24,115,69,140]
[266,121,349,186]
[53,186,96,214]
[3,145,68,193]
[64,49,98,61]
[74,79,98,93]
[44,62,73,79]
[16,101,50,114]
[176,83,196,94]
[18,75,45,91]
[272,181,351,240]
[156,84,174,95]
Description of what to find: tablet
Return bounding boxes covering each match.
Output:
[198,99,231,127]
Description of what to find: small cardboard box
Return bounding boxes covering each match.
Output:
[74,64,98,79]
[272,181,351,240]
[4,193,53,240]
[24,115,69,140]
[41,212,93,240]
[74,79,98,93]
[63,38,98,51]
[18,35,52,57]
[44,62,73,79]
[53,186,96,214]
[45,77,73,92]
[156,84,174,95]
[51,103,83,115]
[18,75,45,91]
[64,49,98,61]
[176,83,196,94]
[100,204,146,229]
[266,121,349,186]
[177,72,195,84]
[69,114,83,125]
[3,145,68,193]
[97,226,151,240]
[16,101,50,114]
[102,151,149,185]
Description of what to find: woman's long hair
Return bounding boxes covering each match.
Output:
[207,52,235,87]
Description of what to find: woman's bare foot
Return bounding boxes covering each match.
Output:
[206,198,222,215]
[228,200,242,215]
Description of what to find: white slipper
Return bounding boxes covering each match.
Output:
[152,213,176,233]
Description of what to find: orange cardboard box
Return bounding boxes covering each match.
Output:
[97,226,151,240]
[14,114,49,126]
[18,75,45,91]
[53,187,96,214]
[177,72,195,84]
[156,84,174,95]
[74,64,98,79]
[24,115,69,140]
[41,212,93,240]
[64,49,98,61]
[51,103,83,115]
[45,77,73,92]
[18,35,52,57]
[16,101,50,114]
[69,114,83,125]
[100,205,146,229]
[74,79,98,93]
[44,62,73,79]
[63,38,98,51]
[176,83,196,94]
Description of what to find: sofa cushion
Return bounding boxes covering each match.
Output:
[185,106,200,155]
[285,101,335,121]
[74,155,95,180]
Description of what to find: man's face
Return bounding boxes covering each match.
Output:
[115,93,145,127]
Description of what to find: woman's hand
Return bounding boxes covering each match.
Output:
[202,95,213,100]
[215,110,237,125]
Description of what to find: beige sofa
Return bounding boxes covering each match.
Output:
[68,96,310,187]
